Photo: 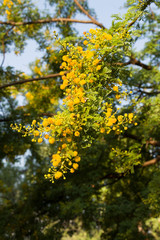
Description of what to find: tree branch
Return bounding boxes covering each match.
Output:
[130,56,153,70]
[0,71,68,90]
[146,140,160,147]
[123,132,142,142]
[138,90,160,95]
[143,156,160,167]
[0,18,96,27]
[114,57,152,70]
[73,0,105,29]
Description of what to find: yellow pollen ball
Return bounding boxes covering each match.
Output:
[52,159,61,167]
[54,171,63,179]
[75,156,81,162]
[62,143,67,149]
[100,128,105,133]
[113,86,119,92]
[34,130,39,137]
[73,163,79,170]
[83,40,88,45]
[43,119,48,127]
[74,131,80,137]
[73,151,78,157]
[74,98,80,104]
[96,65,101,71]
[67,138,72,142]
[128,113,134,120]
[52,154,61,161]
[32,120,36,125]
[44,134,49,139]
[80,80,86,85]
[55,119,62,126]
[49,137,55,144]
[38,138,43,143]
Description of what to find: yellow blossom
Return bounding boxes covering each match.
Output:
[70,168,75,173]
[100,128,105,133]
[73,97,80,104]
[73,78,80,84]
[52,154,61,162]
[93,59,99,65]
[26,92,34,101]
[113,86,119,92]
[54,171,63,179]
[96,65,101,71]
[62,55,68,61]
[67,137,72,142]
[34,130,39,137]
[50,98,55,104]
[74,131,80,137]
[118,115,123,122]
[128,113,133,120]
[73,151,78,157]
[49,137,55,144]
[32,120,36,125]
[75,156,81,162]
[42,119,48,127]
[62,143,67,149]
[83,40,88,45]
[38,138,43,143]
[66,128,71,134]
[73,163,79,169]
[44,134,49,139]
[80,80,86,85]
[103,33,112,40]
[55,119,62,126]
[89,29,96,34]
[107,117,117,126]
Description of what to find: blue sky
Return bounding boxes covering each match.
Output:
[3,0,126,73]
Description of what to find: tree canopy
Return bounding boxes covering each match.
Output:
[0,0,160,239]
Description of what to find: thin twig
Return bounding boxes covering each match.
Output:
[74,0,105,29]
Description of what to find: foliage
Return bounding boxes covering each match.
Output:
[0,0,160,239]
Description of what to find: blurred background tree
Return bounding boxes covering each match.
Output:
[0,0,160,239]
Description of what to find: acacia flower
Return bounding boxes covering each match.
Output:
[74,131,80,137]
[49,137,55,144]
[38,138,43,143]
[54,171,63,179]
[73,163,79,169]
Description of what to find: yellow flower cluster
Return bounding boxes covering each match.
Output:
[26,92,34,101]
[11,28,137,183]
[3,0,14,19]
[3,0,13,7]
